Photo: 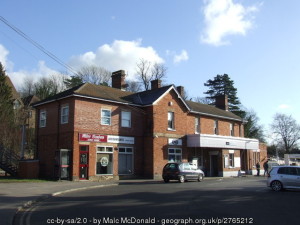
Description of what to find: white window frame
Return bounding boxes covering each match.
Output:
[168,111,175,130]
[168,148,182,163]
[230,123,234,136]
[101,109,111,125]
[39,110,46,128]
[214,120,219,135]
[224,153,235,168]
[61,105,69,124]
[96,146,114,175]
[195,117,200,134]
[121,111,131,128]
[118,147,134,175]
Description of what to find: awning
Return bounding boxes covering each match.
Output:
[187,134,259,150]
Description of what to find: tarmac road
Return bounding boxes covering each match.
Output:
[0,180,117,225]
[12,176,300,225]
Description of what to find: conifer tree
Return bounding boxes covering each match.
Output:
[204,74,244,116]
[0,62,15,148]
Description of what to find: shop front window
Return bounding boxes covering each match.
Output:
[96,146,113,175]
[168,148,182,162]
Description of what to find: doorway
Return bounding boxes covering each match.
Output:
[210,154,219,177]
[79,145,89,180]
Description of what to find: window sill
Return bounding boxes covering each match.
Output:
[167,128,176,131]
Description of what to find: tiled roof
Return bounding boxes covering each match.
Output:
[187,100,242,121]
[34,83,242,121]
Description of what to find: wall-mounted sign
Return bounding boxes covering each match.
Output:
[79,133,134,144]
[79,133,107,142]
[168,138,182,146]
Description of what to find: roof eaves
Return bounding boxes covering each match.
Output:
[190,110,243,122]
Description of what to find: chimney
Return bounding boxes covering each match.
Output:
[215,95,229,111]
[111,70,126,90]
[176,86,184,97]
[151,79,162,90]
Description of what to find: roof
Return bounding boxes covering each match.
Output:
[22,95,40,106]
[187,100,242,121]
[5,76,20,100]
[34,83,242,122]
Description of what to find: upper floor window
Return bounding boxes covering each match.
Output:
[61,105,69,124]
[39,110,46,128]
[101,109,111,125]
[214,120,219,135]
[121,111,131,128]
[230,123,234,136]
[168,112,175,130]
[195,117,200,134]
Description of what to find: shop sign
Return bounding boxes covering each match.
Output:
[107,135,135,144]
[79,133,107,142]
[79,133,134,144]
[168,138,182,146]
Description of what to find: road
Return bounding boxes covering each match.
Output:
[14,177,300,225]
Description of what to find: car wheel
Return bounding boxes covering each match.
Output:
[271,180,283,191]
[198,174,204,182]
[163,178,169,183]
[178,175,185,183]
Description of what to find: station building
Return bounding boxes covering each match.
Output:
[34,70,267,180]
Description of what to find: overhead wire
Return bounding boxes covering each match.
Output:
[0,16,78,75]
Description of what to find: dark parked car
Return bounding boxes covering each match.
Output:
[162,162,205,183]
[267,166,300,191]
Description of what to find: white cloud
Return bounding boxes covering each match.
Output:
[173,50,189,64]
[69,39,164,80]
[278,104,291,110]
[0,44,13,71]
[201,0,260,46]
[9,61,59,90]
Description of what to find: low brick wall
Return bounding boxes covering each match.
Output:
[18,160,39,179]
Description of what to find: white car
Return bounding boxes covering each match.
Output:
[267,166,300,191]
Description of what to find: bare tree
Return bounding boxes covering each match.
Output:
[136,59,152,90]
[126,80,142,93]
[135,59,167,90]
[193,96,212,104]
[76,65,111,85]
[271,113,300,153]
[19,77,35,97]
[151,63,167,80]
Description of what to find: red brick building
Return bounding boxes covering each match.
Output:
[34,70,267,180]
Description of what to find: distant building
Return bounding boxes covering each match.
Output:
[34,70,267,180]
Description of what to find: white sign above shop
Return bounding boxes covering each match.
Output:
[168,138,182,146]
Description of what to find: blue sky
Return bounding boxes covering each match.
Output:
[1,0,300,139]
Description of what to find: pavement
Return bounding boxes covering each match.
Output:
[0,179,118,225]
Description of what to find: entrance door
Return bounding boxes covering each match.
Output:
[79,145,89,180]
[210,155,219,177]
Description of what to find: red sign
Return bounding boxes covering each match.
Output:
[79,133,107,142]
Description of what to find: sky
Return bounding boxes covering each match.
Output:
[1,0,300,140]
